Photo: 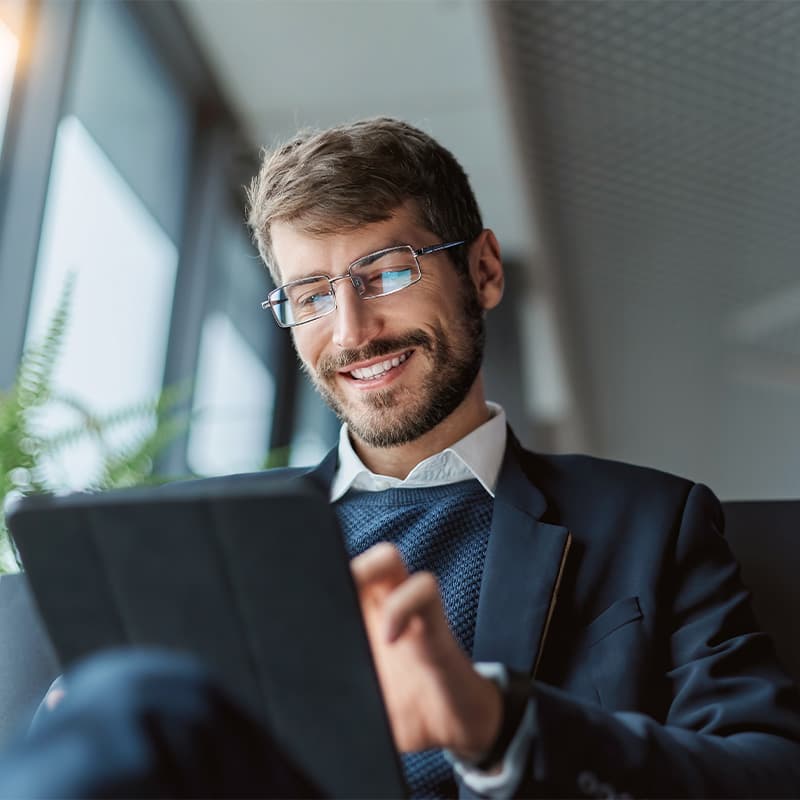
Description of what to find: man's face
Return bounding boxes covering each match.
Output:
[270,208,486,448]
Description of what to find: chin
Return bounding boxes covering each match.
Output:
[340,395,451,449]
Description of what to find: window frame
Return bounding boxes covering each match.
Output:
[0,0,79,391]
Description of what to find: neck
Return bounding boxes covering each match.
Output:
[350,379,491,479]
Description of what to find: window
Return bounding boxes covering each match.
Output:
[22,1,192,489]
[25,116,179,488]
[188,311,275,476]
[2,0,321,485]
[187,205,276,476]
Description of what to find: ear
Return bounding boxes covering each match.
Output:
[468,229,504,310]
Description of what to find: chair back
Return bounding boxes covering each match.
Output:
[723,500,800,683]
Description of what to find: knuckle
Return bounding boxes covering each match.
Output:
[384,542,405,563]
[416,570,440,597]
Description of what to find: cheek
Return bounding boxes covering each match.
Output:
[415,277,446,302]
[290,329,320,369]
[401,280,449,322]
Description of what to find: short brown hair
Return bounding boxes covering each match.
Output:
[246,117,483,283]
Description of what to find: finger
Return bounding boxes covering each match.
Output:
[351,542,408,592]
[382,570,448,643]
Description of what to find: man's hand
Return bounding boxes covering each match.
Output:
[351,542,502,760]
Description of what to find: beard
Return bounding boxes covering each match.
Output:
[302,282,485,448]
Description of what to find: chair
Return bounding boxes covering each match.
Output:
[0,572,60,747]
[722,500,800,684]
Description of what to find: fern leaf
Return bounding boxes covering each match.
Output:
[15,274,75,410]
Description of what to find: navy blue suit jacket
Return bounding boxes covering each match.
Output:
[200,428,800,797]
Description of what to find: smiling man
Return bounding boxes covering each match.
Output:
[242,118,800,798]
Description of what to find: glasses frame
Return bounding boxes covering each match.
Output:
[261,239,466,328]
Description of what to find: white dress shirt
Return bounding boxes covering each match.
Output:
[330,402,531,796]
[330,402,507,502]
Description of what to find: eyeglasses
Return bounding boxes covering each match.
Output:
[261,240,465,328]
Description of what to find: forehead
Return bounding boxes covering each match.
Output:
[270,207,431,283]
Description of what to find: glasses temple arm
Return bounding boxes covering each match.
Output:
[415,240,466,256]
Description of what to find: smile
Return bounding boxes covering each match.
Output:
[345,351,411,382]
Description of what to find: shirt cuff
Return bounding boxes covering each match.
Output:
[443,662,534,798]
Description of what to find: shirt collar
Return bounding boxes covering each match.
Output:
[330,403,507,502]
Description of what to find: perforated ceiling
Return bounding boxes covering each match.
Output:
[494,0,800,497]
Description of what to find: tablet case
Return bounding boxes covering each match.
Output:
[6,479,406,798]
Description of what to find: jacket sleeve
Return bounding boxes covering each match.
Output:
[511,482,800,798]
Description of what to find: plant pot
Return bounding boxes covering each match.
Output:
[0,572,60,747]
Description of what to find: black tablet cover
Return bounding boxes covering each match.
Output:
[6,478,406,798]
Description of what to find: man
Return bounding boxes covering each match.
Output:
[243,117,800,797]
[2,116,800,799]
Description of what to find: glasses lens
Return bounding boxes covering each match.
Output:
[272,277,334,326]
[351,248,420,298]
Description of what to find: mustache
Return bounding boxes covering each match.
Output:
[315,331,433,379]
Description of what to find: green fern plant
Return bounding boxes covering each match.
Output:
[0,277,188,573]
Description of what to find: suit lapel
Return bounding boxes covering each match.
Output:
[472,432,572,677]
[305,436,572,677]
[303,446,338,495]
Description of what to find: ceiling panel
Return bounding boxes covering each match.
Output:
[495,0,800,497]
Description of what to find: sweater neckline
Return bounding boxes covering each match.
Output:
[334,479,491,506]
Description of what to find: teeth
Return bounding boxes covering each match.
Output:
[350,352,408,380]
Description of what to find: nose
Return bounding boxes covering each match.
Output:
[331,279,380,349]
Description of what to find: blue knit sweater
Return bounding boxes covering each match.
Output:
[334,480,494,799]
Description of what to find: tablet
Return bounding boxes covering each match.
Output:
[6,478,406,798]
